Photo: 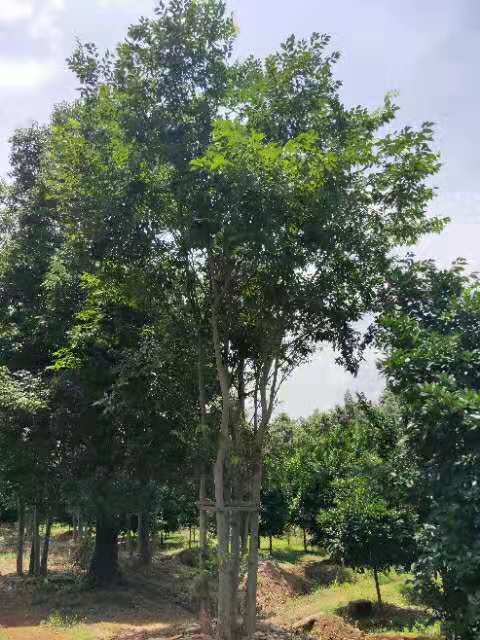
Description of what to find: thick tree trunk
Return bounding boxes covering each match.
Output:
[16,496,25,576]
[40,516,53,576]
[373,568,382,606]
[88,516,120,586]
[138,511,152,566]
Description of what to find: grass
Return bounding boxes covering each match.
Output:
[272,565,441,638]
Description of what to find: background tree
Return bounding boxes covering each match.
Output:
[378,258,480,639]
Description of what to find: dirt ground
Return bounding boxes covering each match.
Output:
[0,531,437,640]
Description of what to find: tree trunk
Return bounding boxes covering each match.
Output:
[88,516,120,586]
[28,505,40,577]
[269,535,273,555]
[373,568,382,606]
[245,506,260,638]
[16,496,25,576]
[230,510,242,635]
[215,450,233,640]
[198,471,212,635]
[303,527,307,552]
[138,511,152,566]
[241,512,250,557]
[40,516,53,576]
[245,462,263,638]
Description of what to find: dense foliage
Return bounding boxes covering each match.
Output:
[0,2,475,639]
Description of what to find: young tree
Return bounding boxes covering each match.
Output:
[319,477,417,606]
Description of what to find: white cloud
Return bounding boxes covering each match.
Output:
[0,0,34,23]
[0,59,55,89]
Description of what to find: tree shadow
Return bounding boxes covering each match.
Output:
[0,555,195,631]
[303,559,354,587]
[266,547,323,564]
[335,601,433,633]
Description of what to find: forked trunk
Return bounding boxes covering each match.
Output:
[16,496,25,576]
[88,516,120,586]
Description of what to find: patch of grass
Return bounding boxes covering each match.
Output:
[40,611,96,640]
[41,610,86,627]
[272,570,441,638]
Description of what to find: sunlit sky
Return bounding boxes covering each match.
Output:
[1,0,479,417]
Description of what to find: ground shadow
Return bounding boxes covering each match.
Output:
[265,547,323,564]
[335,601,433,633]
[0,556,195,631]
[303,559,354,587]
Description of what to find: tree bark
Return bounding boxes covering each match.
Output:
[245,463,263,638]
[138,511,152,566]
[373,568,382,606]
[269,535,273,555]
[245,506,260,638]
[40,516,53,576]
[16,496,25,576]
[88,516,120,586]
[28,505,40,577]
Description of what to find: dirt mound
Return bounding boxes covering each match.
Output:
[302,615,364,640]
[256,561,307,613]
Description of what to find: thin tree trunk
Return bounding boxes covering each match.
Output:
[88,516,120,585]
[215,450,233,640]
[245,506,260,638]
[40,516,53,576]
[28,505,40,576]
[230,510,242,634]
[269,535,273,555]
[127,515,134,559]
[303,527,307,552]
[138,511,152,566]
[245,462,263,638]
[189,525,192,549]
[241,512,250,557]
[16,496,25,576]
[198,471,212,635]
[373,568,382,606]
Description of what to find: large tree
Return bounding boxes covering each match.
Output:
[44,1,443,635]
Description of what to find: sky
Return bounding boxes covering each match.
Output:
[0,0,479,417]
